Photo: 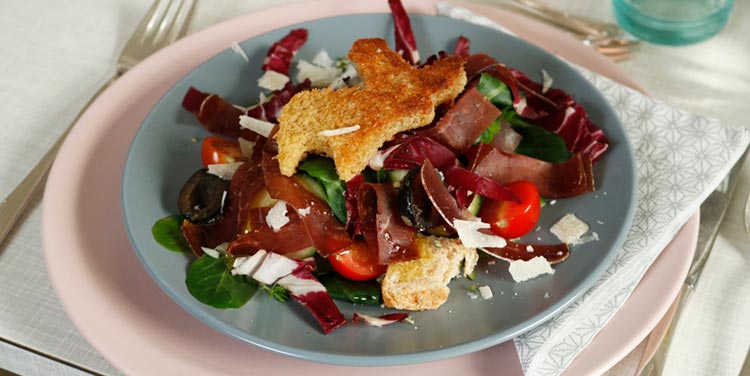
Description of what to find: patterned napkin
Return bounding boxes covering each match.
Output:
[437,3,750,375]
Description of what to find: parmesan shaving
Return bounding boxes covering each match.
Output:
[508,256,555,283]
[550,213,590,244]
[454,219,507,249]
[266,200,290,231]
[257,70,290,91]
[207,162,244,180]
[239,115,275,138]
[318,124,360,137]
[230,41,249,63]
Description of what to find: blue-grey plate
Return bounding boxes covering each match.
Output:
[122,13,636,366]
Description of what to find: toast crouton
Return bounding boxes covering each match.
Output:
[381,235,478,311]
[275,38,466,181]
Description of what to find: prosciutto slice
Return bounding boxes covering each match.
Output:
[180,158,267,254]
[357,183,419,264]
[468,143,595,198]
[261,148,351,257]
[419,87,501,155]
[483,241,569,264]
[182,81,310,139]
[225,205,314,256]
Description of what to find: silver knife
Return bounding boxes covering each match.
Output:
[637,145,750,375]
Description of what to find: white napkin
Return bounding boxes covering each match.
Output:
[437,3,750,375]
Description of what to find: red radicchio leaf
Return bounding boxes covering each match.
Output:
[261,28,308,75]
[382,135,456,170]
[246,79,311,123]
[442,165,520,203]
[352,312,410,327]
[454,36,470,58]
[388,0,419,65]
[277,266,347,334]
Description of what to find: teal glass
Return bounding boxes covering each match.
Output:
[612,0,734,45]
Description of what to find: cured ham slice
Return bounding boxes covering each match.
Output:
[357,183,419,264]
[261,148,351,257]
[468,143,595,199]
[419,87,501,155]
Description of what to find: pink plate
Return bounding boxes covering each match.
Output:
[42,0,696,374]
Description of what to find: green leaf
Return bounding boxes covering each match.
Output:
[504,112,572,163]
[261,283,290,302]
[152,215,191,253]
[317,273,381,306]
[476,73,512,108]
[185,256,258,309]
[476,118,501,145]
[298,157,347,223]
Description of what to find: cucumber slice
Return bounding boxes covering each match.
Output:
[285,246,317,260]
[467,194,482,216]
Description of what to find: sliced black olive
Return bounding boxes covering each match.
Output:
[178,169,230,223]
[399,167,439,230]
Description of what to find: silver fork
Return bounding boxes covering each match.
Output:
[504,0,640,60]
[0,0,196,244]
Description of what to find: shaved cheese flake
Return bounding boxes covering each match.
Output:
[311,50,335,67]
[541,69,553,94]
[454,219,507,248]
[478,285,493,300]
[508,256,555,283]
[252,252,299,284]
[550,213,590,244]
[231,250,268,276]
[296,60,340,87]
[266,200,290,231]
[238,138,256,158]
[239,115,274,138]
[201,246,221,259]
[318,124,360,137]
[207,162,244,180]
[329,62,359,90]
[296,207,311,217]
[257,70,290,91]
[230,41,250,63]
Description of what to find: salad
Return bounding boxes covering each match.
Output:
[151,0,608,335]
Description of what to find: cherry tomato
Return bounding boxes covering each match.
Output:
[200,136,245,167]
[328,241,387,281]
[479,180,541,239]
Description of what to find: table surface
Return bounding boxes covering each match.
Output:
[1,1,749,375]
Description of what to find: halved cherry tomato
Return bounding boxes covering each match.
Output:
[478,180,541,239]
[201,136,245,167]
[328,241,387,281]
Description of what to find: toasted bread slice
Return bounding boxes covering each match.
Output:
[275,38,466,181]
[381,235,478,311]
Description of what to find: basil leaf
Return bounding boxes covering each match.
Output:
[504,112,572,163]
[318,273,381,306]
[152,215,191,253]
[185,256,257,309]
[476,73,512,108]
[298,157,347,223]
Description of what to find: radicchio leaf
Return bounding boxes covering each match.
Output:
[262,28,308,75]
[388,0,419,65]
[454,36,470,58]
